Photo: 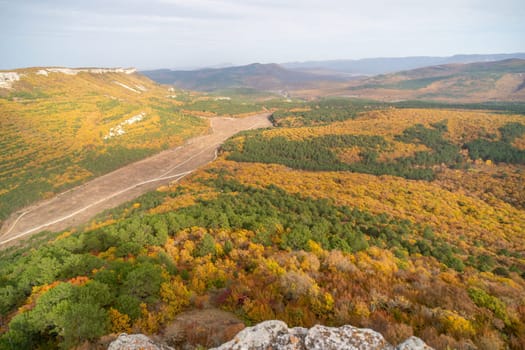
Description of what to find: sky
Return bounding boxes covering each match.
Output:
[0,0,524,70]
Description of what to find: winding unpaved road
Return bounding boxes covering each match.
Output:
[0,113,272,247]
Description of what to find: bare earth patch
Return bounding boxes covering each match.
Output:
[162,308,245,349]
[0,113,272,247]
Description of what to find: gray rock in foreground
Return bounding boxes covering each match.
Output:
[396,336,434,350]
[108,320,434,350]
[304,324,393,350]
[108,333,174,350]
[209,320,433,350]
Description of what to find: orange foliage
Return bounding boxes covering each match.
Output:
[17,281,61,314]
[67,276,90,286]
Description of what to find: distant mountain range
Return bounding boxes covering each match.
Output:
[141,63,346,92]
[142,54,525,102]
[283,53,525,76]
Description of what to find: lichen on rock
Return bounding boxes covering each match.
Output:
[107,333,173,350]
[208,320,433,350]
[304,324,394,350]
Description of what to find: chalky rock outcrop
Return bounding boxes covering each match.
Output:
[42,67,137,75]
[396,336,434,350]
[209,320,433,350]
[107,333,174,350]
[0,72,20,88]
[108,320,434,350]
[304,324,393,350]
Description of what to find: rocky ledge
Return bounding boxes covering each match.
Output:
[210,320,432,350]
[108,333,173,350]
[108,320,433,350]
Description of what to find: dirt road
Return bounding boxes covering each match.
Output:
[0,113,272,247]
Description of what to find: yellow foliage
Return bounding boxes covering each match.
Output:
[514,134,525,150]
[208,158,525,252]
[190,261,226,294]
[148,178,219,215]
[440,311,476,338]
[0,69,209,221]
[50,165,93,189]
[264,258,286,276]
[85,218,117,232]
[377,141,430,162]
[214,242,224,256]
[437,164,525,210]
[439,271,459,285]
[98,246,117,260]
[307,240,324,256]
[135,303,161,334]
[159,277,190,320]
[353,301,371,319]
[310,291,335,316]
[248,242,265,257]
[109,308,131,333]
[163,238,179,261]
[53,230,73,242]
[265,108,525,143]
[334,146,362,163]
[298,253,320,272]
[180,240,196,264]
[242,299,276,322]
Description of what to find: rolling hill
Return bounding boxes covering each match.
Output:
[341,58,525,102]
[142,63,346,92]
[0,67,210,225]
[144,58,525,103]
[283,59,525,102]
[283,53,525,76]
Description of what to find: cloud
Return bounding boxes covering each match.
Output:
[0,0,523,69]
[67,25,160,33]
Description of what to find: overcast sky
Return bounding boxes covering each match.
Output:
[1,0,524,70]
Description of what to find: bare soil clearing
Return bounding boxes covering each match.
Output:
[0,113,272,247]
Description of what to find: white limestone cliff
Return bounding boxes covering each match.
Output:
[0,72,21,88]
[43,67,137,75]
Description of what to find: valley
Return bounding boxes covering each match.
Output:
[0,113,272,246]
[143,58,525,103]
[2,1,524,348]
[0,68,275,227]
[1,60,525,350]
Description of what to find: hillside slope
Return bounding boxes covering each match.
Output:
[0,113,272,246]
[0,101,524,349]
[0,67,209,224]
[341,59,525,102]
[142,63,346,92]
